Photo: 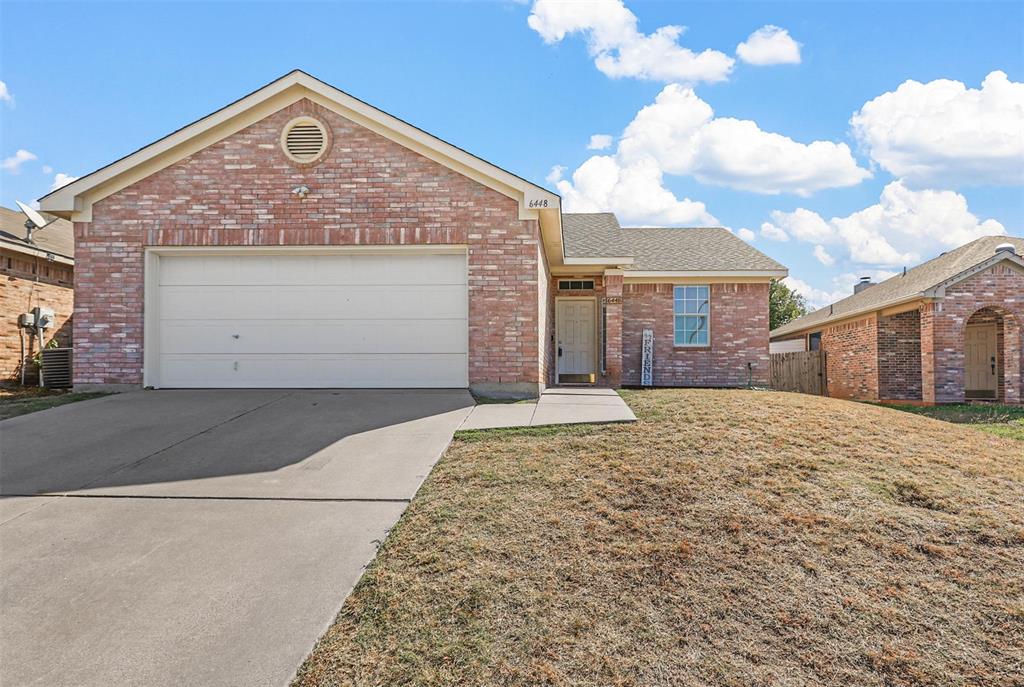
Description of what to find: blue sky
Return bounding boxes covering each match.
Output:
[2,0,1021,307]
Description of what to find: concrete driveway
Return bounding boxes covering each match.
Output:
[0,389,474,687]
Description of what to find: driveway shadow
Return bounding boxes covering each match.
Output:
[0,389,475,500]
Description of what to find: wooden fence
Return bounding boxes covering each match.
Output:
[770,350,826,396]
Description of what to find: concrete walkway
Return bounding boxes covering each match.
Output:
[460,387,636,430]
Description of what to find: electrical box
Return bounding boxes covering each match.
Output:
[35,307,55,330]
[18,312,35,328]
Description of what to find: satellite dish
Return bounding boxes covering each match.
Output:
[15,200,55,244]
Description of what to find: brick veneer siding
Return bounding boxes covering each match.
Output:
[1,248,74,383]
[821,315,879,401]
[621,282,769,387]
[923,263,1023,404]
[877,309,922,401]
[73,98,544,391]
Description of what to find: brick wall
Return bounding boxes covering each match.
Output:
[621,282,769,387]
[73,98,543,390]
[821,315,878,400]
[877,309,922,401]
[1,248,74,383]
[924,263,1024,403]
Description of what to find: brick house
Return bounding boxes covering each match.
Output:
[38,71,785,396]
[0,206,74,384]
[771,236,1024,404]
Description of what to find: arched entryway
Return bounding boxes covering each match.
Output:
[963,306,1021,403]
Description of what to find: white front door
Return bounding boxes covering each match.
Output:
[556,299,595,378]
[150,250,468,388]
[965,323,997,398]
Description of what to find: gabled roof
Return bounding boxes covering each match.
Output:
[38,70,561,228]
[561,212,787,275]
[771,235,1024,338]
[0,206,74,264]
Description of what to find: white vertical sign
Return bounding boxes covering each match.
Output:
[641,328,654,387]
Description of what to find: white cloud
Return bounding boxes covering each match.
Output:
[50,172,79,191]
[616,84,870,195]
[851,70,1024,186]
[0,81,12,105]
[760,222,789,241]
[762,179,1006,267]
[812,244,835,266]
[2,149,37,174]
[784,269,898,310]
[545,164,566,185]
[556,154,718,226]
[736,25,801,66]
[736,227,756,242]
[587,134,613,150]
[527,0,734,83]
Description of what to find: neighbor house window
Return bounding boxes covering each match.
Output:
[673,285,709,346]
[558,279,595,290]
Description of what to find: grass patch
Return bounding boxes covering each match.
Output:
[296,389,1023,687]
[879,402,1024,441]
[0,387,111,421]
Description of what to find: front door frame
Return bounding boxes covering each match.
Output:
[964,322,998,399]
[555,296,598,384]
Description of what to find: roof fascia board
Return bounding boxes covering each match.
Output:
[40,71,560,222]
[922,252,1024,298]
[0,239,74,264]
[625,269,787,278]
[770,293,927,338]
[563,256,635,266]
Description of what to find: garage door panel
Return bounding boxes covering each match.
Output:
[159,284,467,321]
[153,252,469,388]
[160,320,467,355]
[159,354,468,388]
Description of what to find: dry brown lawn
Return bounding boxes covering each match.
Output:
[294,389,1024,687]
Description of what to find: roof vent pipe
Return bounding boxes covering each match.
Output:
[995,242,1016,255]
[854,276,874,294]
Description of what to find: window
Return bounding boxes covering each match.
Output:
[808,332,822,351]
[673,285,709,346]
[558,279,595,290]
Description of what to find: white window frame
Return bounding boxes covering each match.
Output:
[673,285,710,347]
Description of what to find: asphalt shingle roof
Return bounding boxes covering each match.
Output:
[0,206,75,260]
[561,212,786,273]
[771,235,1024,338]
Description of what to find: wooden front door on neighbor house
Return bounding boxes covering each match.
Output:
[556,299,595,381]
[965,323,997,399]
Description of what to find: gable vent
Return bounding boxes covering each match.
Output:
[281,117,327,163]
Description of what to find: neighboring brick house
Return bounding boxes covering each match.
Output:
[771,236,1024,404]
[39,70,785,396]
[0,206,74,384]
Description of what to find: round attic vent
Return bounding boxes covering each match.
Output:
[281,117,328,164]
[995,242,1016,255]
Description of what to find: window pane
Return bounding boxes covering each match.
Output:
[673,298,684,314]
[690,328,708,345]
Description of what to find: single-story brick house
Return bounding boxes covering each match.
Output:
[0,206,75,384]
[771,236,1024,404]
[38,70,785,397]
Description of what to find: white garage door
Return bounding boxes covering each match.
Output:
[151,251,468,388]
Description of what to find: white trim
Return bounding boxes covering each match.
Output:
[562,256,635,266]
[672,284,711,348]
[923,251,1024,298]
[144,244,468,257]
[39,71,560,221]
[626,269,787,278]
[142,244,470,388]
[555,296,598,382]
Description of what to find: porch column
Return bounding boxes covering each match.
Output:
[604,270,624,387]
[1004,314,1022,404]
[920,302,936,404]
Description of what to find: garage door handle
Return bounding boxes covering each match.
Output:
[232,334,240,339]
